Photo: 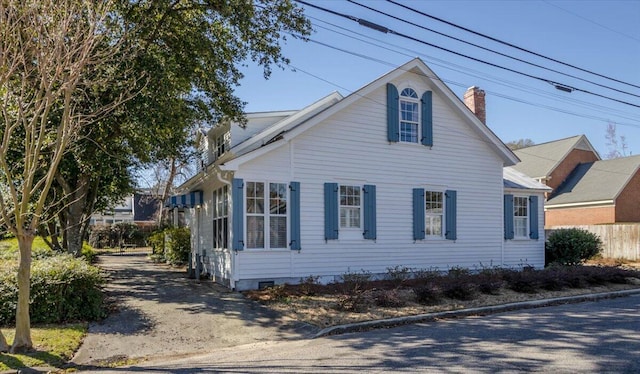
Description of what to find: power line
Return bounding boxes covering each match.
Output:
[292,33,640,129]
[385,0,640,90]
[347,0,640,99]
[289,61,640,177]
[294,0,640,109]
[310,17,640,123]
[542,0,640,44]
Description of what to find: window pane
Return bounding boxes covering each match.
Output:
[270,183,287,215]
[339,185,361,228]
[515,217,527,237]
[400,88,418,98]
[400,122,418,143]
[222,186,228,216]
[270,216,287,248]
[426,215,442,236]
[247,216,264,248]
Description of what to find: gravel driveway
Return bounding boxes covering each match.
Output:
[72,254,316,366]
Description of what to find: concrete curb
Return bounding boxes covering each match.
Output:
[314,288,640,338]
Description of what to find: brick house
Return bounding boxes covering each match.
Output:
[510,136,640,227]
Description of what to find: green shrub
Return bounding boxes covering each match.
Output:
[148,231,165,256]
[0,254,105,325]
[164,227,191,266]
[81,242,97,263]
[545,228,602,266]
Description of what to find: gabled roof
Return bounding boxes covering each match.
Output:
[503,167,552,191]
[546,155,640,207]
[231,93,343,156]
[511,135,600,179]
[222,58,519,171]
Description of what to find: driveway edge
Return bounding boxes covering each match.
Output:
[314,288,640,338]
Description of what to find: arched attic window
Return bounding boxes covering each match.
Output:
[400,88,419,143]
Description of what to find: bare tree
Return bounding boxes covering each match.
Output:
[505,138,535,150]
[605,123,629,159]
[0,0,136,352]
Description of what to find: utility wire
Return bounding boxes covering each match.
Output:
[385,0,640,90]
[348,0,640,99]
[542,0,640,44]
[291,33,640,129]
[294,0,640,108]
[310,17,640,123]
[289,61,640,177]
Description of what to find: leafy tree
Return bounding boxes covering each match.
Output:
[49,0,312,255]
[506,138,535,150]
[0,0,139,352]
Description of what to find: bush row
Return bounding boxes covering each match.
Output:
[148,227,190,266]
[252,265,639,313]
[0,254,105,325]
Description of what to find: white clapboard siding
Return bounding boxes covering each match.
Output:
[503,192,546,268]
[230,112,293,148]
[231,75,516,284]
[190,174,235,282]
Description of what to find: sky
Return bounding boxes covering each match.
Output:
[233,0,640,157]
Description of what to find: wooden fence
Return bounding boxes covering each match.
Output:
[546,224,640,260]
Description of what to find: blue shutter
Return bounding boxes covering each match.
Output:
[413,188,425,240]
[421,91,433,146]
[504,194,514,240]
[232,178,244,250]
[529,195,539,240]
[324,183,339,240]
[445,190,457,240]
[363,185,376,240]
[387,83,399,142]
[289,182,301,250]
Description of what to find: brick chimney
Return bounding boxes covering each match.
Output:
[463,86,486,124]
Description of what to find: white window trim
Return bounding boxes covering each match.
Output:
[424,189,445,239]
[339,184,363,231]
[513,195,529,239]
[399,87,420,144]
[212,186,229,250]
[244,181,290,251]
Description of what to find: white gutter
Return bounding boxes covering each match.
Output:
[545,200,614,209]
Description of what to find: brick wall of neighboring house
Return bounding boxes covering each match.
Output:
[615,169,640,222]
[547,149,600,192]
[545,205,616,227]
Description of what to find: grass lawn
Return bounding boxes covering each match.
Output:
[0,236,54,260]
[0,323,87,371]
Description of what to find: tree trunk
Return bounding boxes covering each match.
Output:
[0,330,8,352]
[159,158,177,226]
[11,233,34,353]
[67,218,84,257]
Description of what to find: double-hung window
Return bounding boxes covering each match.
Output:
[246,181,287,249]
[413,188,457,241]
[339,185,361,229]
[513,196,528,238]
[400,88,419,143]
[425,191,443,237]
[212,132,230,162]
[212,186,228,249]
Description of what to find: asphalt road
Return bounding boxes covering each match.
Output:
[84,293,640,373]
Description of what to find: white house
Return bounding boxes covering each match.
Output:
[168,58,549,290]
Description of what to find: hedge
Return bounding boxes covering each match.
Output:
[0,254,105,325]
